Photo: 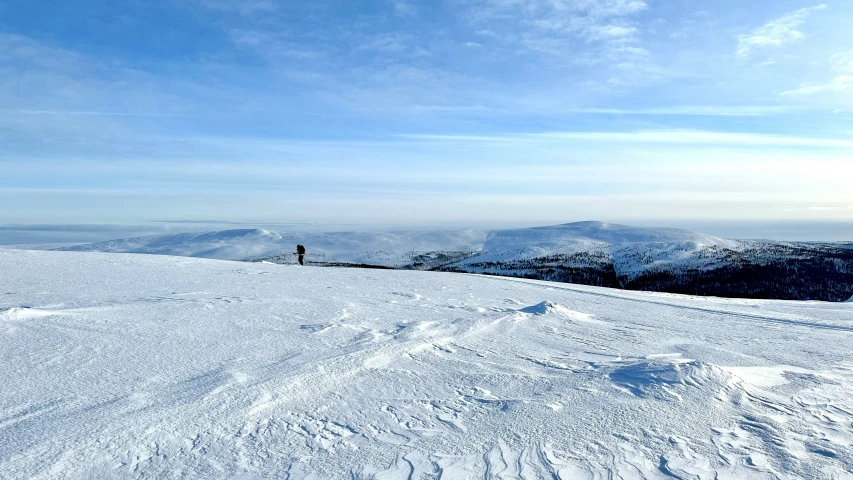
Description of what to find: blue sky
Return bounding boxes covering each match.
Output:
[1,0,852,230]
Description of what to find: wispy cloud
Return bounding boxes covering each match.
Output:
[463,0,649,57]
[401,130,853,148]
[0,33,197,119]
[782,76,853,96]
[194,0,277,15]
[390,0,416,17]
[831,51,853,73]
[227,28,329,61]
[781,50,853,96]
[571,106,802,116]
[11,110,191,117]
[736,4,826,57]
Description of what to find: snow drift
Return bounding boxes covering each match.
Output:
[2,249,853,478]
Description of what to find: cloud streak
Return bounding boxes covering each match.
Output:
[11,110,192,117]
[566,106,803,116]
[782,76,853,96]
[401,130,853,148]
[462,0,653,80]
[781,49,853,96]
[736,4,826,57]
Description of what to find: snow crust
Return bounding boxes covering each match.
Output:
[2,250,853,478]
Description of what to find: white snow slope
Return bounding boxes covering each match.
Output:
[2,250,853,479]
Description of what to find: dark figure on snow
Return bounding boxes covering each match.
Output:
[296,244,306,265]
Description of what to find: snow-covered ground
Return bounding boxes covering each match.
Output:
[2,249,853,479]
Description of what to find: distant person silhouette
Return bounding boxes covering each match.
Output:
[296,244,306,265]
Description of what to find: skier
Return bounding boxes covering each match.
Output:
[296,244,306,265]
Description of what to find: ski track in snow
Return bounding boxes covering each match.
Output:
[2,250,853,479]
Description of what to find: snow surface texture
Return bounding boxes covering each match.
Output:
[3,250,853,479]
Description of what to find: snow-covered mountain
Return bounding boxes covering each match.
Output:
[57,227,487,267]
[451,221,742,276]
[55,221,853,301]
[53,221,745,273]
[2,249,852,478]
[481,221,738,248]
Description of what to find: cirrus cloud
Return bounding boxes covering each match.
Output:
[736,4,826,57]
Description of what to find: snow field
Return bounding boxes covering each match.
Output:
[2,250,853,479]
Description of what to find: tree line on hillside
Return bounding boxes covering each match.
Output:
[438,245,853,302]
[257,242,853,302]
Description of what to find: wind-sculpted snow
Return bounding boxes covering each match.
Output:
[2,250,853,478]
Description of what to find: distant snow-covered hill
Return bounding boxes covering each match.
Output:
[2,249,853,478]
[443,223,853,302]
[452,221,743,277]
[58,228,487,267]
[55,221,853,301]
[55,221,736,268]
